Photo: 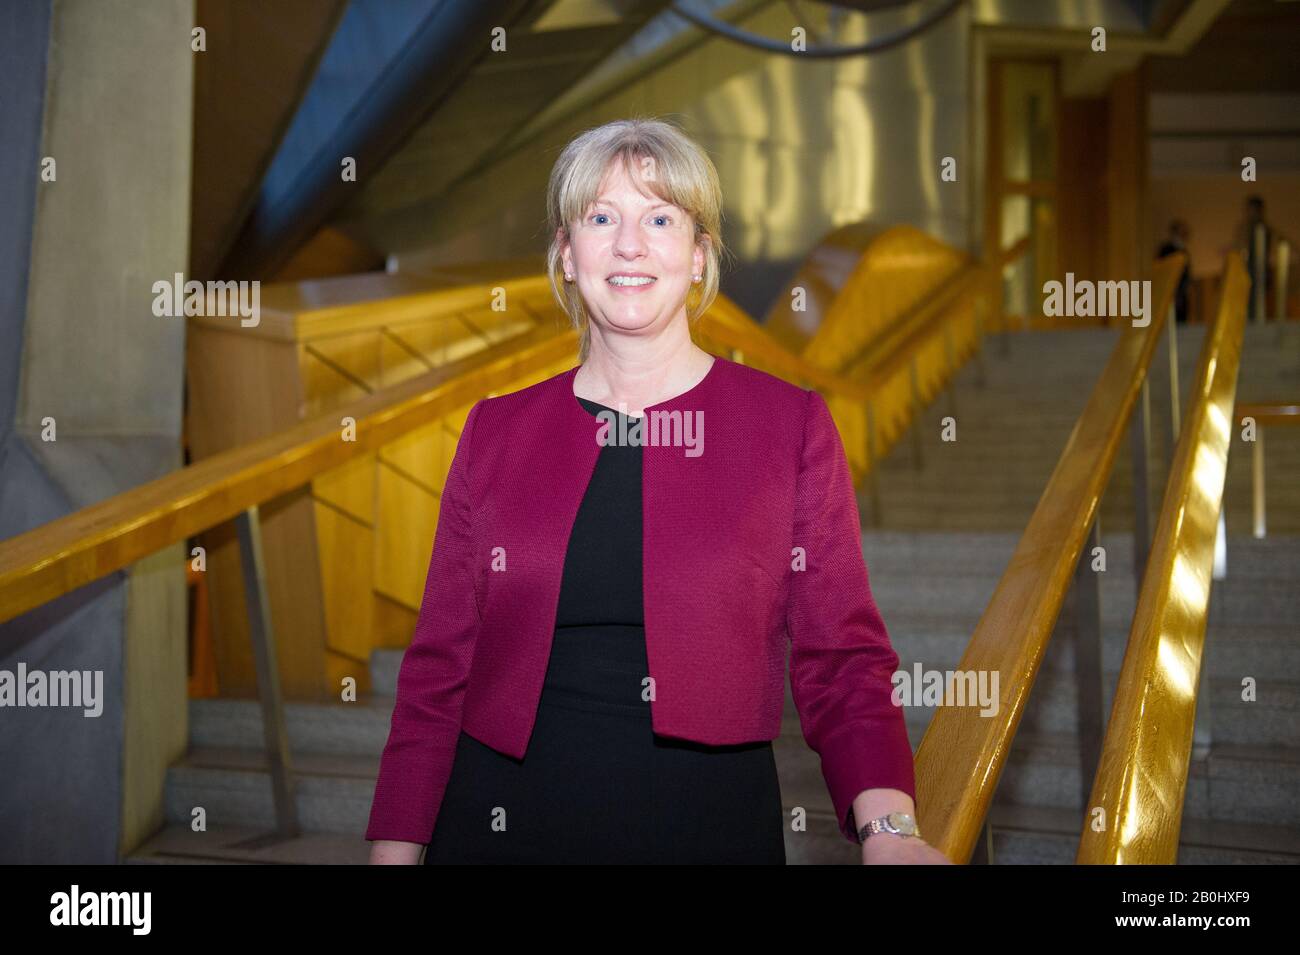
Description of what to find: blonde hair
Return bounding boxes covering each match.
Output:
[545,117,729,362]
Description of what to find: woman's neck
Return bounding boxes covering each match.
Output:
[574,342,714,417]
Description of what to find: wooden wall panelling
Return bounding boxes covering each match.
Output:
[1106,64,1150,315]
[314,495,374,693]
[186,323,330,699]
[375,415,458,608]
[1059,97,1109,284]
[300,331,382,691]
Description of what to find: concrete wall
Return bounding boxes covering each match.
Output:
[0,0,51,444]
[0,0,194,863]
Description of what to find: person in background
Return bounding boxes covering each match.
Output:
[1157,219,1191,324]
[1234,195,1272,321]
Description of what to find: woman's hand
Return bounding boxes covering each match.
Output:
[861,833,954,865]
[369,840,424,864]
[850,789,950,864]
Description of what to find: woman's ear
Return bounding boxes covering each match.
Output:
[694,235,709,279]
[557,227,572,275]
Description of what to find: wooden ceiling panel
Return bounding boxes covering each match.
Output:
[190,0,347,278]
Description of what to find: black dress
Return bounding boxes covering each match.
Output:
[424,395,786,864]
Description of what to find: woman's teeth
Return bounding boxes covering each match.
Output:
[608,276,655,286]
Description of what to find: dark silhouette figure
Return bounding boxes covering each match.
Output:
[1157,219,1191,324]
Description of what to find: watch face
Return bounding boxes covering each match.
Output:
[888,812,914,832]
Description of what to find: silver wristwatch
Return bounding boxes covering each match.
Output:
[856,811,921,844]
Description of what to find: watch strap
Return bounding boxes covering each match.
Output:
[856,812,921,844]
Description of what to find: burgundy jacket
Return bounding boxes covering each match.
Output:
[365,355,915,845]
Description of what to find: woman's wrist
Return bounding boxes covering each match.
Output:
[850,787,916,840]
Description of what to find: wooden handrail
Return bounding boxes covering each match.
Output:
[0,323,574,625]
[912,253,1186,863]
[1077,254,1250,863]
[861,265,992,387]
[1234,401,1300,426]
[190,270,558,342]
[697,254,998,495]
[702,263,993,407]
[698,297,869,402]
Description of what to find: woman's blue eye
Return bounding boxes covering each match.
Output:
[590,212,672,225]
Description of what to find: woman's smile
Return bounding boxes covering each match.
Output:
[606,271,658,292]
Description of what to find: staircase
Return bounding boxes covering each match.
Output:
[131,324,1300,864]
[776,323,1300,863]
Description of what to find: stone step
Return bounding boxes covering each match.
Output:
[778,801,1300,864]
[883,621,1300,682]
[126,804,1300,864]
[777,663,1299,749]
[163,746,378,836]
[863,501,1300,536]
[148,734,1300,863]
[860,530,1300,578]
[979,804,1300,865]
[195,628,1299,763]
[774,728,1300,829]
[189,696,395,756]
[998,733,1300,824]
[895,674,1299,750]
[864,572,1300,627]
[126,824,370,864]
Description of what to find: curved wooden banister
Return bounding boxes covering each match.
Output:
[1077,254,1250,863]
[759,221,904,352]
[733,228,1002,489]
[859,265,992,387]
[697,296,869,401]
[912,253,1186,864]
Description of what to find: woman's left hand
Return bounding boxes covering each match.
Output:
[861,834,954,864]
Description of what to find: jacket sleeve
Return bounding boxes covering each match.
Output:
[786,388,916,844]
[365,399,484,843]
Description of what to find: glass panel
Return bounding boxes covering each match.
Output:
[1000,194,1031,252]
[1000,194,1030,315]
[1001,62,1056,181]
[1031,197,1058,309]
[1000,196,1056,317]
[1003,257,1026,319]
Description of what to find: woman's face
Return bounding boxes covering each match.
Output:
[560,159,705,342]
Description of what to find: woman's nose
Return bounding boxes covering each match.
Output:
[614,220,647,257]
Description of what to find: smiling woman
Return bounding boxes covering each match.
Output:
[546,117,729,367]
[366,117,941,866]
